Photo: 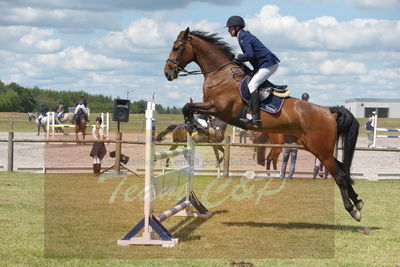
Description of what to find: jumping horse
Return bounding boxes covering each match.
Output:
[164,28,364,221]
[156,117,227,168]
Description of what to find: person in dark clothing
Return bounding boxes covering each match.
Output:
[226,15,280,128]
[74,94,89,122]
[280,134,298,179]
[37,104,47,124]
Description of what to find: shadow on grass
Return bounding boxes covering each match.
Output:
[171,210,229,241]
[222,221,382,233]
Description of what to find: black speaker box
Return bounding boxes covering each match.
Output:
[112,99,130,122]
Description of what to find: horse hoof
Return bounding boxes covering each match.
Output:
[355,200,364,211]
[350,210,361,222]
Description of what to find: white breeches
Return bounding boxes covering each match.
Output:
[197,118,208,128]
[75,104,87,115]
[248,63,278,93]
[93,156,101,164]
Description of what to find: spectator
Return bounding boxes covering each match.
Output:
[280,134,298,179]
[365,112,375,148]
[90,117,107,175]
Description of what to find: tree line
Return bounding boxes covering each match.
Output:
[0,81,182,114]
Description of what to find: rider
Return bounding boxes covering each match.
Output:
[37,104,47,124]
[74,94,89,122]
[301,92,310,101]
[226,15,280,129]
[56,101,65,120]
[197,114,210,130]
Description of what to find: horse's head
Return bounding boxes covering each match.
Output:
[27,112,35,121]
[164,27,194,81]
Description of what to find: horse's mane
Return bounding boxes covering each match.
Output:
[190,30,235,60]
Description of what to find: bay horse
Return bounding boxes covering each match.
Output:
[74,111,87,140]
[156,117,227,168]
[164,28,363,221]
[253,132,284,171]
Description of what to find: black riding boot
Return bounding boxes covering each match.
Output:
[250,91,261,128]
[240,91,261,128]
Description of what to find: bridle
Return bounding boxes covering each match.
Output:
[165,37,197,75]
[166,36,236,76]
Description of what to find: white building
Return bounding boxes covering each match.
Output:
[344,98,400,118]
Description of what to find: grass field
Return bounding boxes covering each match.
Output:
[0,172,399,266]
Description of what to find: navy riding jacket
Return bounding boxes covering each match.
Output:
[236,30,280,71]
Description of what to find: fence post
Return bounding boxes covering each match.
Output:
[223,136,231,178]
[114,132,122,174]
[8,132,14,172]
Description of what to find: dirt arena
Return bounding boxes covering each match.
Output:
[0,131,399,179]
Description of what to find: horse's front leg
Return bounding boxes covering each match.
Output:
[182,102,217,134]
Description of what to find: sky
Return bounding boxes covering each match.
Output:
[1,0,399,107]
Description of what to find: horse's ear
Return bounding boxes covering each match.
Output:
[183,27,190,38]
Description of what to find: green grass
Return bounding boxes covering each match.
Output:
[1,172,399,266]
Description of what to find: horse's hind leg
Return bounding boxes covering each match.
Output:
[322,156,361,221]
[303,134,360,221]
[335,159,364,211]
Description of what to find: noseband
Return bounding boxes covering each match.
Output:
[166,37,192,74]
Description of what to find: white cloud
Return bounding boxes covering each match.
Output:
[347,0,399,9]
[0,26,63,53]
[246,5,400,51]
[33,46,129,71]
[320,59,367,75]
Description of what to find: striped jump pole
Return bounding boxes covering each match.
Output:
[373,114,400,148]
[117,101,210,247]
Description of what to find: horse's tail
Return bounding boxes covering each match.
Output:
[330,106,359,184]
[155,124,178,142]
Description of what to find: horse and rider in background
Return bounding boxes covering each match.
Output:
[156,115,228,169]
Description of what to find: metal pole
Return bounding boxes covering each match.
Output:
[223,136,231,178]
[8,132,14,172]
[114,132,122,174]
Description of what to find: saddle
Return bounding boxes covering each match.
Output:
[239,76,289,115]
[240,76,289,102]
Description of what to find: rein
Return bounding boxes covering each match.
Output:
[178,61,236,77]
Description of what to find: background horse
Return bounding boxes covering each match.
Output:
[156,117,227,168]
[58,112,75,124]
[27,112,63,136]
[164,28,363,221]
[253,132,284,171]
[74,111,87,140]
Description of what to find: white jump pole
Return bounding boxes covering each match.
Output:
[51,112,55,139]
[46,113,50,139]
[372,113,378,148]
[106,112,110,139]
[117,101,210,247]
